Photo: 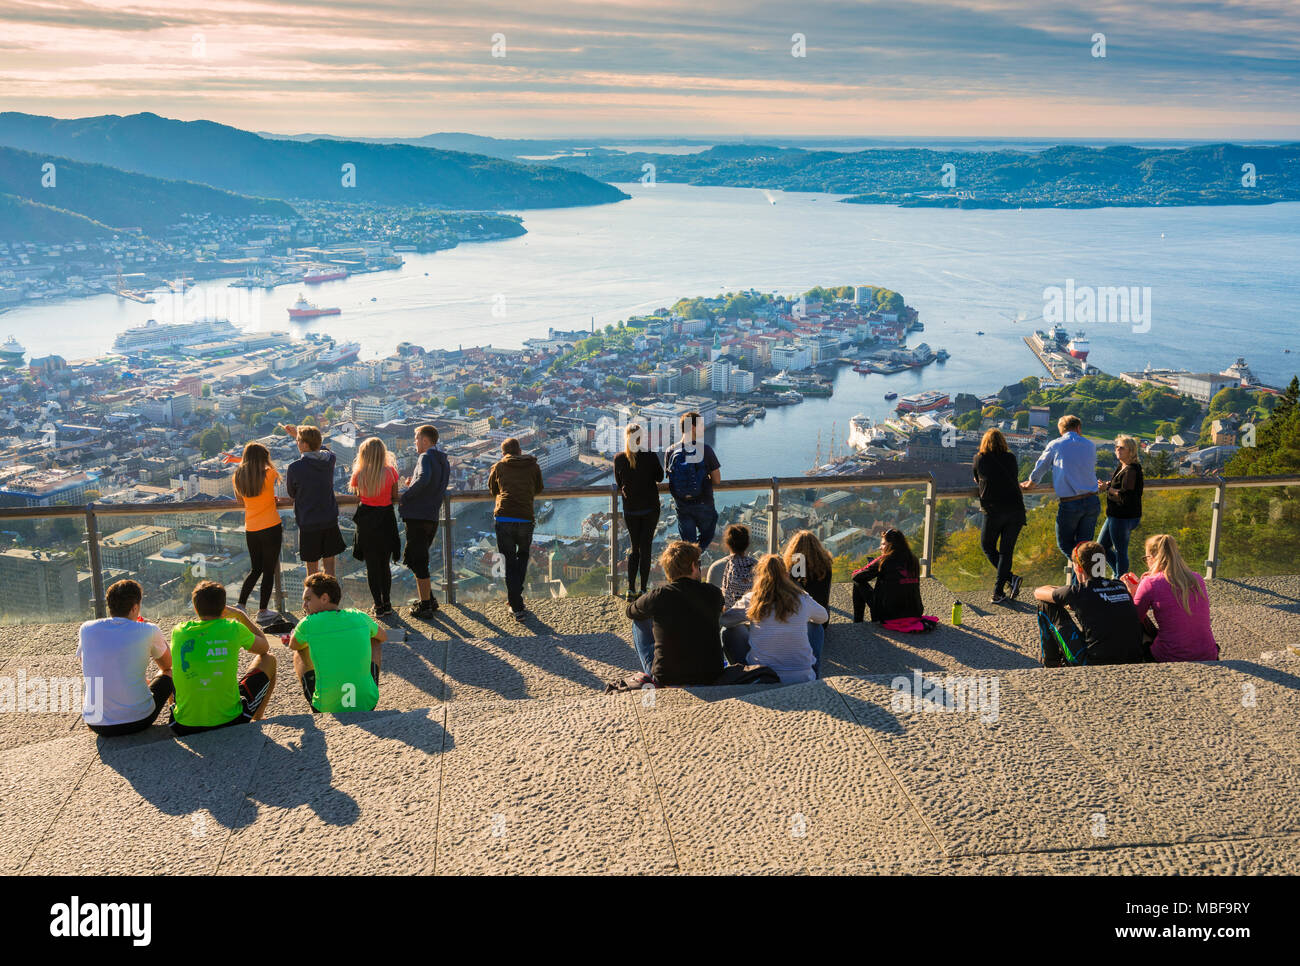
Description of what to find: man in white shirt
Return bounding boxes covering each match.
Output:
[76,579,174,736]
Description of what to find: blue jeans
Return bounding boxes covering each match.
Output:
[675,501,718,550]
[808,621,824,678]
[721,624,750,665]
[1055,493,1100,584]
[1098,515,1141,578]
[632,618,655,674]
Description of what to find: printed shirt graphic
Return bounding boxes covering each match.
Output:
[170,618,256,727]
[291,609,381,712]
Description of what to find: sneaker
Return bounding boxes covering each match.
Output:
[409,599,438,619]
[374,604,394,619]
[255,609,278,623]
[991,590,1008,605]
[626,590,642,602]
[1007,574,1023,600]
[511,608,530,621]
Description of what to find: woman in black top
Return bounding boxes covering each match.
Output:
[852,528,925,622]
[613,423,664,599]
[782,530,833,677]
[1098,434,1144,578]
[972,428,1027,604]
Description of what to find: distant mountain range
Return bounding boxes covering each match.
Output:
[0,144,298,241]
[0,112,630,209]
[541,142,1300,208]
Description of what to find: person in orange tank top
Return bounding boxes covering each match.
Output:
[232,442,283,622]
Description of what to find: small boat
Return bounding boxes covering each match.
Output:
[884,391,898,400]
[976,330,985,336]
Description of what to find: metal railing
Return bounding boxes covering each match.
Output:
[3,471,1297,618]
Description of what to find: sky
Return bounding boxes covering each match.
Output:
[1,0,1298,140]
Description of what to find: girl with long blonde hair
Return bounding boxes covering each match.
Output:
[232,441,282,620]
[782,530,833,675]
[1126,533,1218,662]
[720,554,828,683]
[349,437,401,615]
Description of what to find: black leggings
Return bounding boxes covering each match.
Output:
[980,509,1024,593]
[624,510,659,593]
[241,523,283,611]
[364,544,392,610]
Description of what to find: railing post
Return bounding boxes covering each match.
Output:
[273,559,287,615]
[920,475,937,578]
[84,503,106,619]
[768,477,780,555]
[442,493,456,606]
[1205,477,1227,580]
[609,484,621,597]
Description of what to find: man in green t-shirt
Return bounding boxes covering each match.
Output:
[170,580,277,735]
[289,572,387,713]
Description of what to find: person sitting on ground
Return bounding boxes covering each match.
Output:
[284,424,345,579]
[76,579,174,737]
[706,524,757,608]
[288,572,388,713]
[783,530,833,677]
[1123,533,1218,663]
[169,580,276,735]
[626,540,724,686]
[721,554,828,683]
[851,528,924,623]
[1033,540,1146,667]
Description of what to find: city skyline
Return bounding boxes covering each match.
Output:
[2,0,1298,139]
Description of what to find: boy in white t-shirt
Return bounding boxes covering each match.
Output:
[76,579,174,736]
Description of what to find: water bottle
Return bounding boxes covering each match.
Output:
[951,600,963,626]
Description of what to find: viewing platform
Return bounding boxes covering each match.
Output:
[3,574,1298,875]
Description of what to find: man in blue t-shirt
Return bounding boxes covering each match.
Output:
[664,411,722,552]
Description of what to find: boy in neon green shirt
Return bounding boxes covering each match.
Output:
[289,572,387,713]
[170,580,277,735]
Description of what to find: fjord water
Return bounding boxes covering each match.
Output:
[10,182,1298,484]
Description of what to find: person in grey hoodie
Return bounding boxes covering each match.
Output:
[284,425,344,577]
[399,424,451,618]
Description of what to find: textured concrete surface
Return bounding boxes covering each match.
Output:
[1,576,1297,875]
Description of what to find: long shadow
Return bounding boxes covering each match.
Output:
[1215,578,1300,612]
[1220,659,1300,693]
[822,620,1040,675]
[242,716,360,826]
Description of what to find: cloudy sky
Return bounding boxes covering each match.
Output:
[2,0,1298,139]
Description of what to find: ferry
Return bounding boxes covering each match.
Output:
[778,389,803,404]
[935,347,950,361]
[884,391,898,400]
[288,294,342,319]
[896,390,951,413]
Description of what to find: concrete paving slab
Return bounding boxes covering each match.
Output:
[1163,660,1300,770]
[220,708,449,875]
[1020,663,1300,844]
[441,631,635,703]
[436,697,675,874]
[0,655,88,752]
[636,680,945,873]
[0,734,96,872]
[829,673,1161,856]
[23,724,268,875]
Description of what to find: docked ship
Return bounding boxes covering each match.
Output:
[935,347,950,361]
[847,414,888,450]
[1066,332,1090,361]
[302,268,349,284]
[895,390,951,413]
[317,339,361,367]
[288,294,342,319]
[113,318,239,353]
[1221,358,1258,387]
[0,335,25,366]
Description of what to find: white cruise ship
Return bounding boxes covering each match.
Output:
[113,318,240,353]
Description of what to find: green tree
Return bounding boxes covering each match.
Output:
[444,396,461,410]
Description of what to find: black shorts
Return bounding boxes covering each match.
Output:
[170,669,272,736]
[87,675,175,737]
[401,518,439,580]
[299,524,346,563]
[300,664,381,713]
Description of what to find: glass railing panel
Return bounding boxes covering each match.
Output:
[1216,483,1299,580]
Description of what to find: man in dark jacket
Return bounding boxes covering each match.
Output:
[626,540,725,685]
[487,438,544,619]
[399,424,451,619]
[284,425,344,577]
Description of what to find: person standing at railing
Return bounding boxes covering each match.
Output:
[284,424,344,579]
[664,411,721,554]
[1098,435,1144,579]
[349,437,402,619]
[783,530,833,677]
[614,422,663,601]
[1021,414,1101,587]
[399,424,451,619]
[488,437,544,621]
[232,441,283,622]
[973,428,1026,604]
[1122,534,1218,662]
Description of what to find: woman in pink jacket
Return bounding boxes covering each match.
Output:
[1122,534,1218,662]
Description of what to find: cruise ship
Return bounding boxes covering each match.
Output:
[317,340,361,367]
[847,414,889,450]
[112,318,240,353]
[0,335,25,366]
[895,390,951,413]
